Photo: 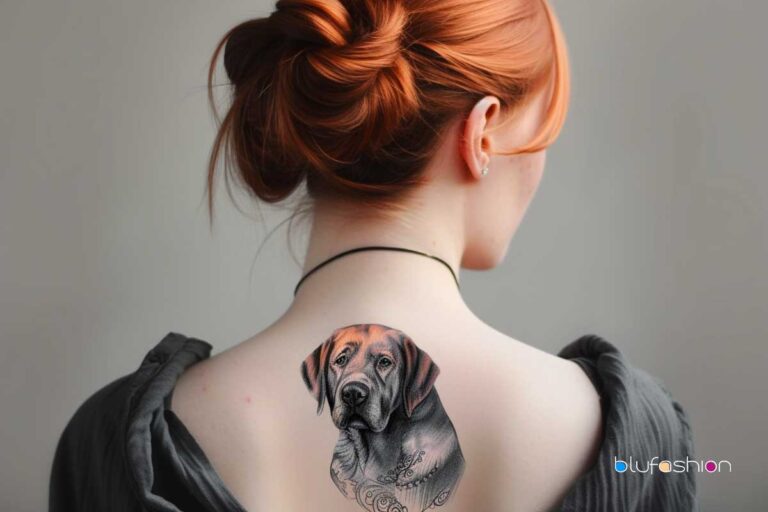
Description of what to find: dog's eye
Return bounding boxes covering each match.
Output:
[378,357,393,369]
[334,354,348,366]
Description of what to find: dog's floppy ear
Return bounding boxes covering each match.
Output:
[401,334,440,417]
[301,332,336,415]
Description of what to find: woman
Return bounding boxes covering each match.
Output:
[49,0,698,510]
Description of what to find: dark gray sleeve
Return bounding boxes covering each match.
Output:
[557,335,699,512]
[49,376,146,512]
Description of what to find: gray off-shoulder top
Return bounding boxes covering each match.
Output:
[49,332,698,511]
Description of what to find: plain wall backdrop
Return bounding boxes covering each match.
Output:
[1,1,766,510]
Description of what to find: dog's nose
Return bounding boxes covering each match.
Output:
[341,383,369,407]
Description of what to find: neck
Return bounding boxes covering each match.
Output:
[282,193,476,324]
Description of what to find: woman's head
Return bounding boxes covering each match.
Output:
[207,0,569,269]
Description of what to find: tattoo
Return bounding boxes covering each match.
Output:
[429,488,452,508]
[377,450,428,487]
[356,481,408,512]
[301,324,465,512]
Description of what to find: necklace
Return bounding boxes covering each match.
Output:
[293,245,460,296]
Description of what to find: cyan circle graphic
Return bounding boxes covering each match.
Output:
[615,461,628,473]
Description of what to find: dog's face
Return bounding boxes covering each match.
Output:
[301,324,439,433]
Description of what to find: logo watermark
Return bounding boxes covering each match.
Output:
[614,456,732,474]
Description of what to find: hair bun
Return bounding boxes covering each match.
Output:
[272,0,353,47]
[222,18,277,87]
[270,0,419,159]
[208,0,570,210]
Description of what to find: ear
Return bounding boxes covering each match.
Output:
[401,334,440,417]
[460,95,499,180]
[300,333,335,415]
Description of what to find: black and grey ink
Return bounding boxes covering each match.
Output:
[301,323,465,512]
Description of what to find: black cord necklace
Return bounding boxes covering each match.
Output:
[293,245,460,296]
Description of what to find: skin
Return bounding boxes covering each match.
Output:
[170,86,604,511]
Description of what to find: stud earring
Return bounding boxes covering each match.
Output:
[480,166,489,176]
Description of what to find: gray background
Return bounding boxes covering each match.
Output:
[1,1,766,510]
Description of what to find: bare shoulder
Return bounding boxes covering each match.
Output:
[168,328,351,509]
[438,328,604,510]
[502,334,603,509]
[168,334,288,506]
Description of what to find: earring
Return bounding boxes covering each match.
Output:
[480,166,489,177]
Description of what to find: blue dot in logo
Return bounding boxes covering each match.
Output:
[615,460,628,473]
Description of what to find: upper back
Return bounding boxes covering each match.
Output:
[170,320,605,511]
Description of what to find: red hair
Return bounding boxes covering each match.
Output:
[206,0,570,216]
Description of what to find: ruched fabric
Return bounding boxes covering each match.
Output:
[556,334,698,511]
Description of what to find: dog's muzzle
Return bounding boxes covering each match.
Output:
[334,381,377,430]
[341,382,369,407]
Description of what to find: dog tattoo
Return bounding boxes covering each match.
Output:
[301,324,465,512]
